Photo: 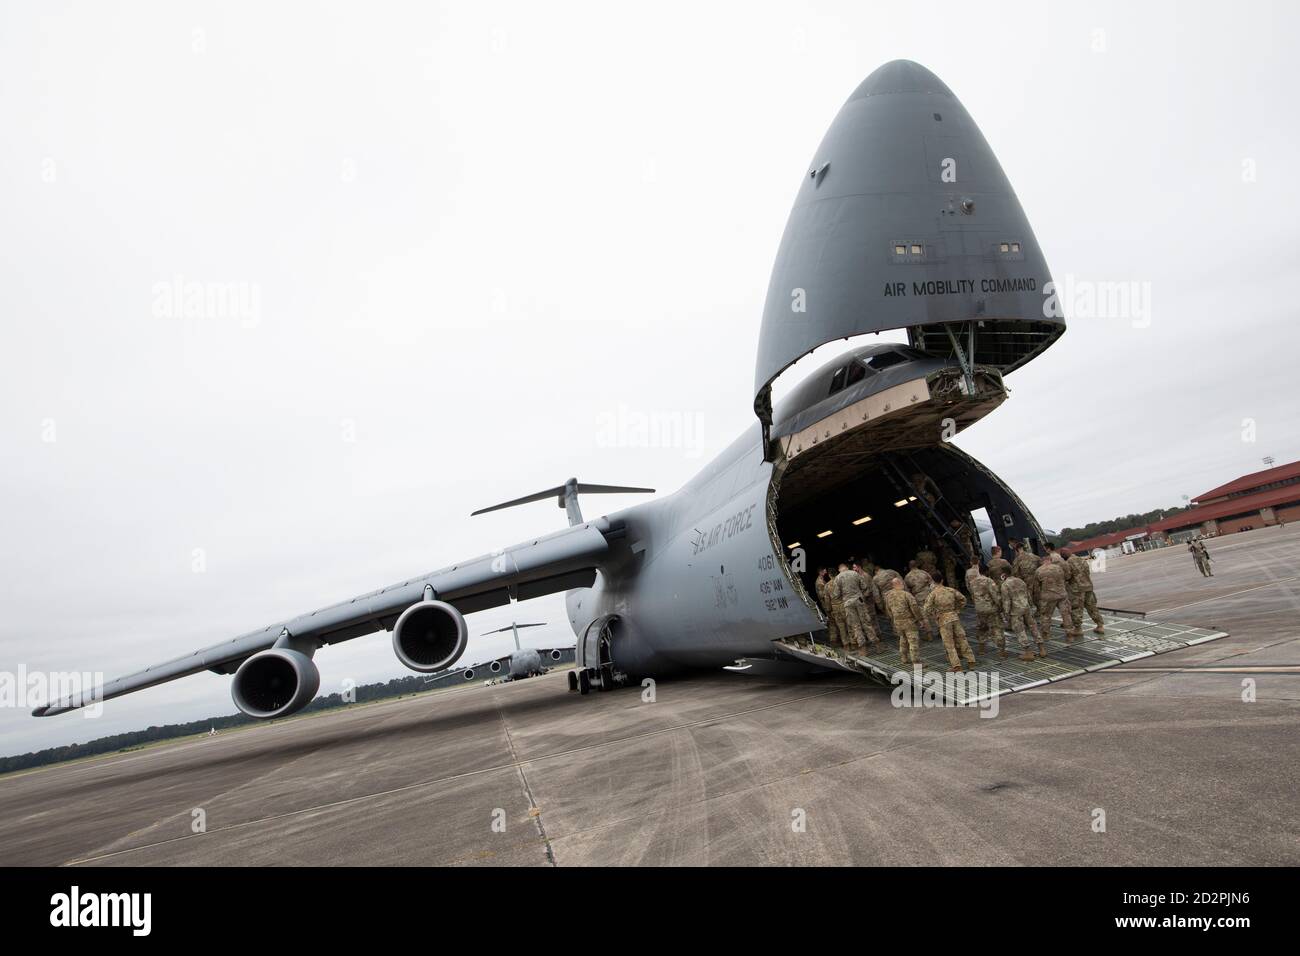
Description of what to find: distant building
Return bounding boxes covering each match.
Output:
[1067,460,1300,552]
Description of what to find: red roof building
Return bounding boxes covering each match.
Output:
[1065,460,1300,552]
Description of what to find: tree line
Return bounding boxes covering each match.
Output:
[1053,504,1191,545]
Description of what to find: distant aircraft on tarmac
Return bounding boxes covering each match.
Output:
[423,623,573,688]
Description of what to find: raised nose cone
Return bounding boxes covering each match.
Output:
[849,59,953,99]
[753,60,1062,420]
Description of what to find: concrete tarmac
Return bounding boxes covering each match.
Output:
[1,524,1297,866]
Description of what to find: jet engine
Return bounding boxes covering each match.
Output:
[231,648,320,720]
[392,599,469,673]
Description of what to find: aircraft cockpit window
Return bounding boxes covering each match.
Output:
[864,350,908,371]
[829,361,874,396]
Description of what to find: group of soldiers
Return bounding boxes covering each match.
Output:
[1188,537,1214,576]
[812,539,1107,672]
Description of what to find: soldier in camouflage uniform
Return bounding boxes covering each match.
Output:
[1012,540,1041,606]
[986,545,1012,583]
[1035,554,1081,642]
[916,546,939,576]
[1190,539,1213,577]
[1045,542,1065,566]
[815,567,845,647]
[967,559,1006,657]
[831,562,879,651]
[940,542,960,591]
[903,560,937,640]
[1001,571,1043,660]
[923,571,977,671]
[853,561,884,642]
[1063,549,1105,634]
[950,518,976,563]
[883,577,925,666]
[873,566,903,608]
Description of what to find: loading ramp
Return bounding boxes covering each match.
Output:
[773,608,1228,706]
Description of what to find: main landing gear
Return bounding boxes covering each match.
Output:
[567,665,626,695]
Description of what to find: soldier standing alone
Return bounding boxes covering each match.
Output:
[1190,539,1213,577]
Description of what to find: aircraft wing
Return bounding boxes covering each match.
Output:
[33,519,613,716]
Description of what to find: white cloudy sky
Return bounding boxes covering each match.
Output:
[2,0,1298,755]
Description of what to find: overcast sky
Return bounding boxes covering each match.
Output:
[3,0,1298,755]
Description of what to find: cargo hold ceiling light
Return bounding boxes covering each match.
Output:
[816,530,833,538]
[787,541,801,549]
[852,515,873,525]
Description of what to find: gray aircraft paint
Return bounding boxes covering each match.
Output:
[753,59,1062,423]
[35,60,1058,717]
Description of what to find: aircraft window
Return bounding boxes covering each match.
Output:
[894,244,906,255]
[829,367,848,394]
[864,350,908,371]
[846,362,867,387]
[999,242,1010,253]
[1011,242,1021,252]
[909,244,922,255]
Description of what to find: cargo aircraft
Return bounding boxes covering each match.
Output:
[38,60,1213,721]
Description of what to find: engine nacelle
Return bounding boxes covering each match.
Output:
[231,648,320,720]
[392,599,469,673]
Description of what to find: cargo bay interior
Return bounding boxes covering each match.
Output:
[772,442,1041,602]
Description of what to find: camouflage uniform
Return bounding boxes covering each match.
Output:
[986,555,1013,582]
[952,524,976,563]
[1012,548,1041,605]
[1000,573,1041,656]
[923,584,977,670]
[855,567,884,641]
[815,575,845,646]
[1066,553,1104,633]
[1036,561,1080,640]
[873,568,902,605]
[883,586,924,666]
[940,544,959,590]
[831,568,878,650]
[916,549,939,576]
[903,567,936,638]
[1190,541,1213,577]
[967,569,1004,652]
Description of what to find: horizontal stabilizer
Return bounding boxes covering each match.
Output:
[472,478,654,525]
